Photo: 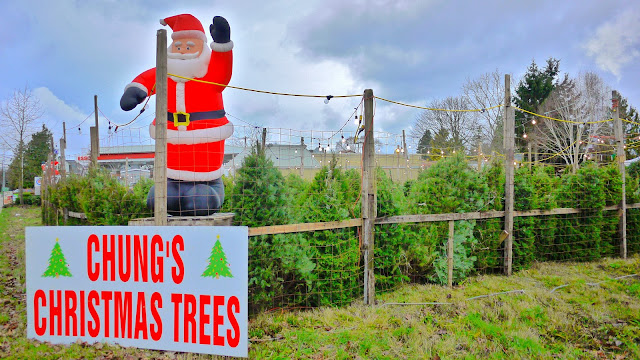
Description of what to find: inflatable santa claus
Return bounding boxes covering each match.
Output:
[120,14,233,216]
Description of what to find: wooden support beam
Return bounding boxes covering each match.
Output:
[447,220,454,288]
[613,90,627,259]
[503,74,515,276]
[90,126,98,168]
[362,89,376,305]
[154,29,168,226]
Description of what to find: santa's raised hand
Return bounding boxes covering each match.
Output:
[210,16,230,44]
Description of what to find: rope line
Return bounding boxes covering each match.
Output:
[166,73,361,99]
[374,96,503,112]
[514,107,613,125]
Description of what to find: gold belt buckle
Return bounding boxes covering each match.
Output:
[173,112,190,127]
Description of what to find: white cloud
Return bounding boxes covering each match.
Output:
[33,87,91,157]
[583,12,640,78]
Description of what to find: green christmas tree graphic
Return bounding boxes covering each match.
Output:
[202,235,233,279]
[42,238,72,278]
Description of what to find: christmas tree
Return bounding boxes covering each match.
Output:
[42,238,72,278]
[202,235,233,279]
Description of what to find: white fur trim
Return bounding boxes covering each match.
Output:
[210,41,234,52]
[124,82,149,95]
[172,30,207,41]
[160,19,167,26]
[175,82,186,112]
[150,122,234,144]
[167,167,224,181]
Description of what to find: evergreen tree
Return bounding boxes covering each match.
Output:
[513,58,562,148]
[417,130,432,159]
[42,238,72,278]
[7,125,52,189]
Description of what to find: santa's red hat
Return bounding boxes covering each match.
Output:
[160,14,207,42]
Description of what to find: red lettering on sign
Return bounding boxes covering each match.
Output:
[199,295,211,345]
[34,289,46,336]
[171,235,184,284]
[213,295,225,346]
[151,235,164,283]
[118,235,131,282]
[134,292,148,340]
[114,292,132,339]
[227,296,240,347]
[88,290,100,337]
[103,235,116,281]
[64,290,78,336]
[79,290,86,337]
[87,234,99,281]
[49,290,62,336]
[184,294,197,343]
[150,292,163,341]
[171,293,183,342]
[101,291,112,337]
[134,235,148,282]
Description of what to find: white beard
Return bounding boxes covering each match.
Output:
[167,49,211,81]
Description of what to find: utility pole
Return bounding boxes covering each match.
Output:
[613,90,627,259]
[503,74,515,276]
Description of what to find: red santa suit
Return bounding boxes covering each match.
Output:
[124,14,233,182]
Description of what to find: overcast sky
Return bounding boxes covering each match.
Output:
[1,0,639,158]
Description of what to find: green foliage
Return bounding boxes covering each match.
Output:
[375,169,410,289]
[513,58,561,142]
[301,165,359,307]
[229,147,314,313]
[556,163,606,261]
[432,220,477,285]
[7,125,53,190]
[406,154,489,280]
[46,169,150,225]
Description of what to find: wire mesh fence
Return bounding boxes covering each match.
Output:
[39,124,640,315]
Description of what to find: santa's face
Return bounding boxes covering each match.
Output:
[170,37,204,55]
[167,37,210,80]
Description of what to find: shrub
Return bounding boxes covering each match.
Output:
[229,147,314,313]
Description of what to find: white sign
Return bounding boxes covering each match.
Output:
[26,226,248,358]
[34,177,42,196]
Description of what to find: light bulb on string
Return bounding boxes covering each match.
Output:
[531,119,537,125]
[346,145,351,151]
[341,135,346,143]
[324,95,333,104]
[523,133,528,139]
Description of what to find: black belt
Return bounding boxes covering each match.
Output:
[168,110,226,127]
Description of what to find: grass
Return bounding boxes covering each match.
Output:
[1,206,639,359]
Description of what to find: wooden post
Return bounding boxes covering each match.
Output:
[125,157,129,188]
[402,130,408,160]
[90,126,98,168]
[362,89,377,305]
[60,122,66,177]
[154,29,168,226]
[527,141,532,171]
[613,90,627,259]
[478,143,483,171]
[94,95,100,157]
[503,74,515,276]
[300,137,304,177]
[447,220,454,288]
[261,128,267,153]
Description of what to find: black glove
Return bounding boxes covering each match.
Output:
[120,87,147,111]
[209,16,230,43]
